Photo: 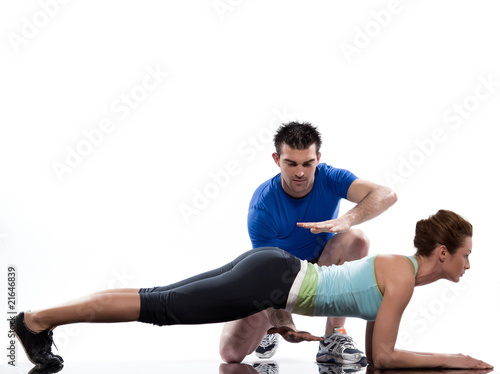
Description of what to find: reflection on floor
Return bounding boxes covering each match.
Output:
[1,360,497,374]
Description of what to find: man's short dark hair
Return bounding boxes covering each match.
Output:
[273,121,322,155]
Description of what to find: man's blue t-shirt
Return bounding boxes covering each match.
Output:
[247,163,358,261]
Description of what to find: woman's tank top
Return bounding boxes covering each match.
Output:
[286,255,418,321]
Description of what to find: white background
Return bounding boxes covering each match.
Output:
[1,0,499,368]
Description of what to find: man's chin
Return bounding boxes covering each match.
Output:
[290,186,311,197]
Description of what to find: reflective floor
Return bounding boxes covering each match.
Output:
[1,360,498,374]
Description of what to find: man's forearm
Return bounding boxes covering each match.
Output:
[343,185,397,227]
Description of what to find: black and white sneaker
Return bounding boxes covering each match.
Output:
[28,363,64,374]
[316,331,366,364]
[255,334,279,359]
[252,361,279,374]
[14,312,63,367]
[317,363,364,374]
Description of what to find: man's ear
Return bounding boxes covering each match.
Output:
[272,152,280,166]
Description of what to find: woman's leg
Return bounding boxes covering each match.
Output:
[15,290,142,367]
[25,291,141,333]
[139,247,301,326]
[24,248,300,331]
[16,248,300,366]
[23,248,282,333]
[138,249,268,295]
[23,248,294,332]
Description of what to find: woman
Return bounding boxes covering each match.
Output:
[14,210,493,369]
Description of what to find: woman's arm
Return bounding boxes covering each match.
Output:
[366,366,493,374]
[365,321,375,365]
[371,258,492,369]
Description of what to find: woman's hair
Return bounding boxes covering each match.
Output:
[273,121,322,155]
[414,209,473,257]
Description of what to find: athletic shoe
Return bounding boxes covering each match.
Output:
[252,361,279,374]
[317,363,364,374]
[316,330,366,364]
[255,333,279,359]
[28,363,64,374]
[45,330,64,363]
[14,312,63,367]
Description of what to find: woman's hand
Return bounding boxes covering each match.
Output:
[367,365,493,374]
[444,353,493,369]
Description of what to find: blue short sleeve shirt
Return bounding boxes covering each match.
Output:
[247,163,358,260]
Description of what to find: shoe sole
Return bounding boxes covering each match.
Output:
[15,330,44,367]
[14,333,63,370]
[14,313,42,367]
[316,355,365,365]
[14,313,61,368]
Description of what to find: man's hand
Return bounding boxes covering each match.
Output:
[297,216,351,234]
[267,326,323,343]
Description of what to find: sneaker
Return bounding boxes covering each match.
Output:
[45,330,64,363]
[252,361,279,374]
[255,333,279,359]
[316,330,366,364]
[28,363,64,374]
[14,312,63,367]
[317,363,364,374]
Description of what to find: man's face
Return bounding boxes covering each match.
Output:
[272,143,321,198]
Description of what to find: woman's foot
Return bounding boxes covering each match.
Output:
[14,311,64,367]
[23,312,65,364]
[28,361,65,374]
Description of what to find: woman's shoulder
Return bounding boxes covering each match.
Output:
[374,254,416,296]
[375,254,416,268]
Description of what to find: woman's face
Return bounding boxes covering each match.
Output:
[444,236,472,282]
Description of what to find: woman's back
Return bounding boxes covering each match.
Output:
[287,255,418,320]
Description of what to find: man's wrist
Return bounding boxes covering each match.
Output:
[339,211,357,228]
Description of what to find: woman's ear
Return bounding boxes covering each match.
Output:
[438,245,448,263]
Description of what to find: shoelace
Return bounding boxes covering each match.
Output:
[326,335,357,356]
[259,334,277,348]
[41,330,59,356]
[253,363,278,374]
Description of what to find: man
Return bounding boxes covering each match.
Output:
[219,122,397,364]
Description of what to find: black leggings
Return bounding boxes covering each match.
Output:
[138,247,302,326]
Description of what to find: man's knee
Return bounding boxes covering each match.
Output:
[219,343,247,363]
[349,229,370,259]
[219,330,262,363]
[321,229,370,265]
[219,314,269,363]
